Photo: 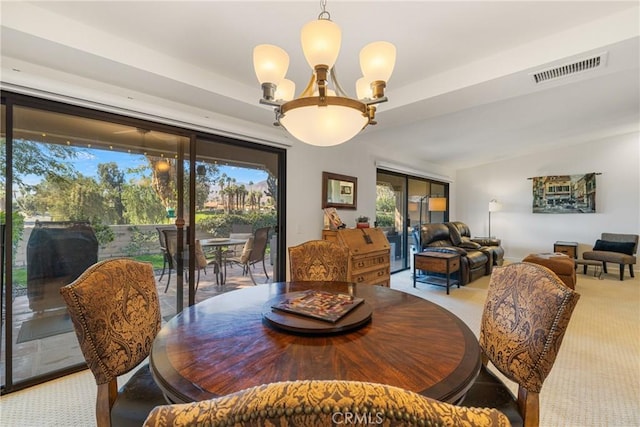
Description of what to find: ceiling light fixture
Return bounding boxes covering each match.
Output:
[253,0,396,147]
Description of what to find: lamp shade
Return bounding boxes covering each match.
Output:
[356,77,373,100]
[301,19,341,69]
[359,41,396,83]
[428,197,447,212]
[253,44,289,84]
[489,199,501,212]
[274,79,296,101]
[279,102,368,146]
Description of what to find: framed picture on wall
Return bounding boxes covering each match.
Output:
[322,172,357,209]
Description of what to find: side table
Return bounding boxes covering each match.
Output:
[414,252,461,294]
[554,241,578,259]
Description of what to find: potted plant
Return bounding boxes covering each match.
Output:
[356,216,370,229]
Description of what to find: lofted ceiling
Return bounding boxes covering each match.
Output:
[1,1,639,169]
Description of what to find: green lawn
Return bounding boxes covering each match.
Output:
[11,254,166,289]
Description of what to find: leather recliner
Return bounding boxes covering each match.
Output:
[447,221,505,270]
[418,223,490,285]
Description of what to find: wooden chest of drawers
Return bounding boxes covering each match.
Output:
[322,228,391,287]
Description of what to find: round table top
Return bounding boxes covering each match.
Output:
[150,281,480,404]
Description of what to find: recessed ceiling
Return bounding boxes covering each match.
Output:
[1,1,638,169]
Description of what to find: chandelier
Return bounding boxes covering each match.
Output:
[253,0,396,147]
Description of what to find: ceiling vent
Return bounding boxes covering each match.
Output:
[531,52,608,84]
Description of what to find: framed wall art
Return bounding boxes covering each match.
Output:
[322,171,357,209]
[531,172,598,213]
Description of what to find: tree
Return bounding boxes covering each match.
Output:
[3,139,79,213]
[264,173,277,207]
[98,162,125,224]
[1,139,78,190]
[122,178,167,224]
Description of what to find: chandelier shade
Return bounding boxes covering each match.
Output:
[360,41,397,83]
[253,0,395,146]
[274,79,296,101]
[301,19,342,70]
[253,44,289,86]
[279,97,369,146]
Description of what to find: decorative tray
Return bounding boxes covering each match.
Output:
[262,290,372,334]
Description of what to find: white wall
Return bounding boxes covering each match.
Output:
[455,132,640,262]
[285,132,458,248]
[285,140,377,246]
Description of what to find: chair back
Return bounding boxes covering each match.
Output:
[248,226,270,263]
[288,240,349,281]
[59,258,161,384]
[143,380,510,427]
[480,262,580,393]
[194,240,209,269]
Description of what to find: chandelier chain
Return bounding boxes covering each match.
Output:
[318,0,331,20]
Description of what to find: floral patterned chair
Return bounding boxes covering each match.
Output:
[143,380,511,427]
[288,240,349,281]
[60,258,167,427]
[461,262,580,427]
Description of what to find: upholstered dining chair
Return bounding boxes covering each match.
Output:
[460,262,580,427]
[59,258,166,427]
[143,380,511,427]
[288,239,349,281]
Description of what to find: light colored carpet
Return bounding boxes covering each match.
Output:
[1,267,638,426]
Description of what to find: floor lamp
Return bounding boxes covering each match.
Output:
[488,199,500,238]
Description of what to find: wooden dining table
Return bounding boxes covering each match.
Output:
[150,281,481,404]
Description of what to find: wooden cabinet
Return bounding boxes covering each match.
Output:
[322,228,391,287]
[554,241,578,259]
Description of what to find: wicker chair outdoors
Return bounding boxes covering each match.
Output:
[461,262,580,427]
[59,258,166,427]
[288,239,349,281]
[143,380,511,427]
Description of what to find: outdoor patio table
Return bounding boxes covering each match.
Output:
[199,238,247,285]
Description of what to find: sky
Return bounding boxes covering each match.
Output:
[21,146,269,187]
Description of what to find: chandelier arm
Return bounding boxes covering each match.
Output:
[259,98,283,107]
[300,72,318,98]
[363,96,388,106]
[329,67,350,98]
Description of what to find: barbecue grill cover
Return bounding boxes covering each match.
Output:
[27,221,98,311]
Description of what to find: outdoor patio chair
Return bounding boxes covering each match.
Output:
[155,226,175,282]
[225,226,270,285]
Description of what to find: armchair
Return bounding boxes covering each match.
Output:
[448,221,505,268]
[582,233,638,281]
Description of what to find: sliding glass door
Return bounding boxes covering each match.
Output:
[1,92,285,393]
[376,169,449,273]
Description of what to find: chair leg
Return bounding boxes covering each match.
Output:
[630,264,635,278]
[159,256,168,282]
[262,258,269,280]
[247,266,257,285]
[619,264,625,281]
[164,268,172,293]
[602,262,608,274]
